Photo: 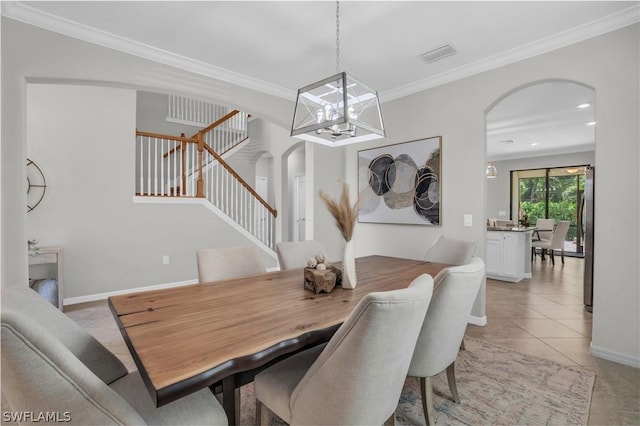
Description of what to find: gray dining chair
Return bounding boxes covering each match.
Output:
[424,235,477,266]
[532,219,555,260]
[532,220,571,265]
[535,218,555,241]
[196,245,266,283]
[1,290,228,425]
[1,285,128,385]
[276,239,326,270]
[254,274,435,426]
[407,257,485,425]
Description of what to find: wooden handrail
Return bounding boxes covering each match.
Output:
[153,110,243,159]
[202,141,277,218]
[136,129,198,143]
[190,109,241,139]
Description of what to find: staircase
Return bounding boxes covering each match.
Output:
[135,101,277,250]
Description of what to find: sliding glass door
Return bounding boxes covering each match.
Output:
[512,166,586,256]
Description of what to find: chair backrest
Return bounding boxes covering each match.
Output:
[1,286,127,385]
[1,308,146,425]
[408,257,485,378]
[424,235,477,266]
[536,218,555,240]
[276,240,326,270]
[196,246,266,283]
[551,220,571,249]
[289,274,434,425]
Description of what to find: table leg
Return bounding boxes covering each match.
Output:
[223,375,236,425]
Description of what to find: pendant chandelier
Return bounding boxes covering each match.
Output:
[291,1,385,147]
[486,163,498,178]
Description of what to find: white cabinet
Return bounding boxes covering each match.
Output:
[486,231,532,282]
[485,233,503,276]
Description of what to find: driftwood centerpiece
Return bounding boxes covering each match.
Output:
[303,254,342,294]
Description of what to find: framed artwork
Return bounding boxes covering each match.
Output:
[358,136,441,225]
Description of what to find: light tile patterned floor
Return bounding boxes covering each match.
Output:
[466,256,639,425]
[66,256,639,425]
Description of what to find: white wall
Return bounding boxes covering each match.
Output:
[1,18,293,290]
[486,151,596,220]
[1,18,638,366]
[26,84,279,299]
[345,24,639,366]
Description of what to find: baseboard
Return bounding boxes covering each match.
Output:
[64,267,281,306]
[590,343,640,368]
[63,279,198,306]
[468,315,488,326]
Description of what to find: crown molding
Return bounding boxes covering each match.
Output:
[3,2,638,103]
[1,1,296,101]
[381,4,640,102]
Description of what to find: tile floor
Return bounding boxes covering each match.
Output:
[64,256,639,425]
[465,256,639,425]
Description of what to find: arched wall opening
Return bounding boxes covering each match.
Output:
[484,78,596,316]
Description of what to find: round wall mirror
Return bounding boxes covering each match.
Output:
[27,158,47,212]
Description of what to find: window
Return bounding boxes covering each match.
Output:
[512,166,586,255]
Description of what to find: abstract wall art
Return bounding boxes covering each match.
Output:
[358,136,441,225]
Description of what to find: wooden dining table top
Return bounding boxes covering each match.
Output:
[108,255,449,408]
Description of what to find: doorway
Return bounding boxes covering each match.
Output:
[486,80,595,313]
[293,175,306,241]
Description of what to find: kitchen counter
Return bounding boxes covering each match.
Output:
[487,226,535,232]
[486,228,533,282]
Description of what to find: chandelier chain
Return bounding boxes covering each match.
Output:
[335,0,340,73]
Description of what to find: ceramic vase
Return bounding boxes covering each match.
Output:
[342,239,357,289]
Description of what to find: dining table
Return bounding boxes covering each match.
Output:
[108,255,450,424]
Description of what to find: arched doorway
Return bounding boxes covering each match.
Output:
[281,142,306,242]
[486,80,595,311]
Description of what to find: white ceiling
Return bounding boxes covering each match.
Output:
[3,1,638,159]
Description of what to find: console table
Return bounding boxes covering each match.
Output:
[28,246,64,310]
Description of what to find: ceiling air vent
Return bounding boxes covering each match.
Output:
[498,139,515,144]
[420,45,456,63]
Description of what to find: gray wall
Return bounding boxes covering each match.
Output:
[486,151,596,220]
[26,84,279,299]
[342,25,639,365]
[1,18,638,366]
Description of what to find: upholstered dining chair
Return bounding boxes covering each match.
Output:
[532,218,555,260]
[424,235,477,266]
[196,245,266,283]
[535,218,555,241]
[531,220,571,265]
[407,257,485,426]
[276,239,327,270]
[1,285,128,385]
[1,289,228,425]
[254,274,435,426]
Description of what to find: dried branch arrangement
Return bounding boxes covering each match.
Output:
[319,181,359,242]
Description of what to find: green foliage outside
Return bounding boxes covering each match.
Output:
[518,174,584,242]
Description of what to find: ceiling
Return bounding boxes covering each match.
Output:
[3,1,638,159]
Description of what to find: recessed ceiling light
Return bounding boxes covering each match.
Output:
[577,103,591,109]
[530,142,539,146]
[586,121,596,126]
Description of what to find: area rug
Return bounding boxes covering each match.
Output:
[237,337,595,425]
